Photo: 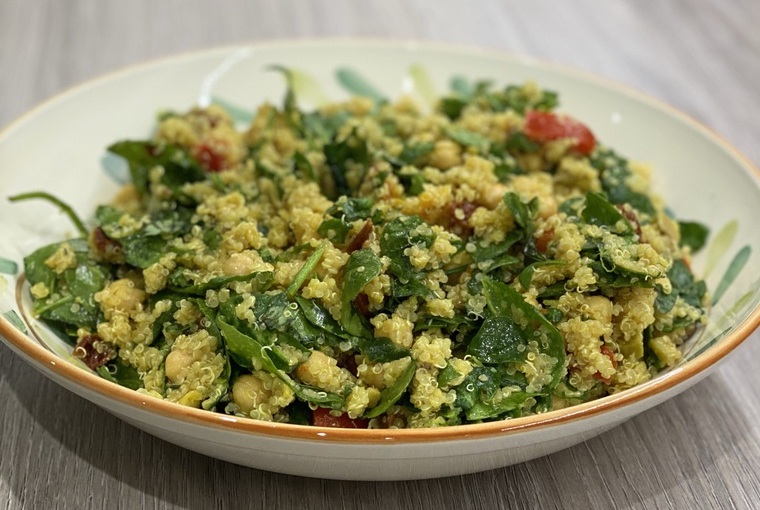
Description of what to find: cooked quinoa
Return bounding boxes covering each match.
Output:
[21,78,710,428]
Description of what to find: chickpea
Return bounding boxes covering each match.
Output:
[479,183,508,209]
[585,295,613,323]
[232,374,270,415]
[295,350,334,387]
[165,349,195,383]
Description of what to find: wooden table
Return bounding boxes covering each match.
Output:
[1,1,759,508]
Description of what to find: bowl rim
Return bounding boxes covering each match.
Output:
[1,38,759,444]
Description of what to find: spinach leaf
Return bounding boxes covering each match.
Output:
[24,239,110,332]
[295,296,354,343]
[398,142,435,165]
[169,271,274,295]
[667,259,707,309]
[502,192,538,232]
[97,359,143,390]
[581,192,632,235]
[588,260,656,289]
[591,149,656,217]
[108,141,206,200]
[470,233,522,273]
[341,249,382,334]
[466,316,528,364]
[505,132,540,154]
[293,151,316,182]
[455,366,530,420]
[481,277,565,389]
[252,291,293,331]
[364,359,416,418]
[97,206,194,269]
[379,215,434,299]
[323,132,371,199]
[358,337,409,363]
[678,221,709,253]
[317,218,352,244]
[465,390,532,421]
[439,97,468,120]
[446,128,490,151]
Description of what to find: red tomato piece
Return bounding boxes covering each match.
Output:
[524,111,596,155]
[193,142,227,172]
[312,407,369,428]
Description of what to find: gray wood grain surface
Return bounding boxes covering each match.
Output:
[1,0,759,508]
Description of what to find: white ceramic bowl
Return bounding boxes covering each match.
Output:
[1,40,759,481]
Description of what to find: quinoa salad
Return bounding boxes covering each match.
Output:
[15,77,710,428]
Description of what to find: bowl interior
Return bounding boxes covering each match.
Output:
[1,41,758,415]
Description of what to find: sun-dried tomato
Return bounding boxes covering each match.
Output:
[73,334,116,371]
[346,220,373,253]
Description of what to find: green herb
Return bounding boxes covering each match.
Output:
[286,243,327,297]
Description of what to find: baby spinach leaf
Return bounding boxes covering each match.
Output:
[295,296,354,343]
[465,390,532,421]
[678,221,709,253]
[446,128,490,151]
[581,192,631,232]
[502,192,537,232]
[170,271,274,295]
[437,362,464,388]
[97,359,143,390]
[253,291,293,331]
[505,132,540,154]
[399,142,436,165]
[668,259,707,308]
[380,215,431,278]
[323,132,371,199]
[317,218,352,244]
[591,149,656,217]
[481,277,565,389]
[108,141,206,200]
[588,260,655,289]
[654,286,678,314]
[342,249,382,305]
[439,97,468,120]
[24,239,110,332]
[364,359,415,418]
[358,337,409,363]
[466,316,528,364]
